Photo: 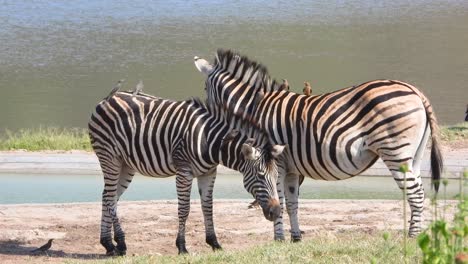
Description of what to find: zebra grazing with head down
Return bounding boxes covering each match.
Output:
[194,49,443,241]
[88,84,284,255]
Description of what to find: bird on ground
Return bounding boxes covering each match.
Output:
[279,79,290,91]
[106,79,125,100]
[31,239,54,254]
[303,82,312,96]
[133,80,144,96]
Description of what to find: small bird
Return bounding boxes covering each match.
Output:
[465,104,468,122]
[133,80,144,96]
[303,82,312,96]
[31,239,54,254]
[279,79,290,91]
[106,79,125,100]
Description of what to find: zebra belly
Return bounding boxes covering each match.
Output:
[291,138,378,181]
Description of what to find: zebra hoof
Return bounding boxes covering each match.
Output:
[178,248,189,255]
[291,233,302,243]
[101,237,116,256]
[274,236,286,242]
[292,237,302,243]
[115,249,126,256]
[206,234,222,251]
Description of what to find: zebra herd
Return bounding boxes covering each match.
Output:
[89,49,443,255]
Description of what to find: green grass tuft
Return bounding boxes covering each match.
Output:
[0,127,92,151]
[440,122,468,142]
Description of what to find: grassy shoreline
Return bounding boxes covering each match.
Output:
[0,123,466,151]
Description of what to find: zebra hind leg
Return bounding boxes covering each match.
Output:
[112,165,136,256]
[175,169,194,254]
[197,170,222,250]
[390,166,425,237]
[98,158,122,256]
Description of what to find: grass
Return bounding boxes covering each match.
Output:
[67,232,421,264]
[0,127,92,151]
[440,122,468,142]
[0,123,467,151]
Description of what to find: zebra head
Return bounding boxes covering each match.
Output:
[223,131,284,221]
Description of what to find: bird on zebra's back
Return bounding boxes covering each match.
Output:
[31,239,53,254]
[279,79,290,91]
[89,87,285,255]
[303,81,312,96]
[132,80,144,96]
[194,49,444,242]
[105,79,125,100]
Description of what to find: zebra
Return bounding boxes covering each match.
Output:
[193,49,443,241]
[88,88,285,255]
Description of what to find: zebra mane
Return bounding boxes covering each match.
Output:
[186,97,273,147]
[213,49,281,93]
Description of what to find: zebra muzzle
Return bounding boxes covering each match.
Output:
[262,198,281,221]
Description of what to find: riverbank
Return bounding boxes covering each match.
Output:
[0,199,457,263]
[1,144,467,177]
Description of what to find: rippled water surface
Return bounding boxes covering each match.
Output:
[1,0,468,130]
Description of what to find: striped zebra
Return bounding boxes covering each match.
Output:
[194,49,443,241]
[88,88,284,255]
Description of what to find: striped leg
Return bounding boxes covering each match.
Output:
[389,164,425,237]
[284,173,301,242]
[98,157,122,256]
[273,164,287,241]
[197,170,222,250]
[112,165,135,255]
[175,168,194,254]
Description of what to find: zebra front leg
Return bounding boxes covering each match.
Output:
[391,168,425,237]
[197,170,222,250]
[284,173,301,242]
[175,171,194,254]
[273,165,286,241]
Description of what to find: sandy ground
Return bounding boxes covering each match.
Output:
[0,199,457,263]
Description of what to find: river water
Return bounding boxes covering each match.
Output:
[1,0,468,130]
[0,174,461,204]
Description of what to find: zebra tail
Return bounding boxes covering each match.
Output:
[423,95,443,193]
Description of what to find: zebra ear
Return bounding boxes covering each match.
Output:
[194,56,213,75]
[242,144,258,160]
[245,137,255,145]
[271,144,286,158]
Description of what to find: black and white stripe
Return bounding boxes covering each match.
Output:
[88,90,284,255]
[194,49,443,240]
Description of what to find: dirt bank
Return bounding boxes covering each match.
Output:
[0,199,457,263]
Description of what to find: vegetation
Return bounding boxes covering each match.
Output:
[440,122,468,142]
[0,127,92,151]
[0,123,467,151]
[68,232,421,264]
[417,170,468,264]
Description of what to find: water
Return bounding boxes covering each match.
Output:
[0,174,461,204]
[1,0,467,130]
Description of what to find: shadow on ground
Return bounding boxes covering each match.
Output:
[0,239,107,260]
